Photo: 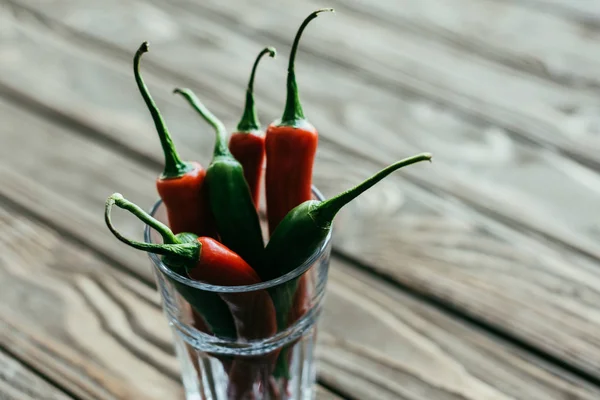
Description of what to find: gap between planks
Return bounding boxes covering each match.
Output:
[0,347,75,400]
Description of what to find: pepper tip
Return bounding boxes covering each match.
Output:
[108,193,125,206]
[137,41,149,54]
[316,7,334,16]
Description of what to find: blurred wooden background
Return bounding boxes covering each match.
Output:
[1,0,600,399]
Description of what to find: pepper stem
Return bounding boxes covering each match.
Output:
[312,153,433,226]
[281,8,334,125]
[237,47,277,132]
[133,42,191,179]
[104,193,199,265]
[174,88,230,157]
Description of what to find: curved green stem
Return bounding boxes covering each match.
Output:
[104,193,199,264]
[281,8,334,125]
[312,153,433,226]
[134,42,191,179]
[237,47,277,132]
[174,88,230,157]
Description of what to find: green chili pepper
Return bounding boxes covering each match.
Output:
[174,89,265,271]
[265,152,431,299]
[268,152,432,378]
[268,152,432,335]
[264,152,432,278]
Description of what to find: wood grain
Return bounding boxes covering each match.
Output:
[0,349,74,400]
[498,0,600,24]
[327,0,600,89]
[2,7,600,382]
[3,0,600,262]
[1,204,598,400]
[320,267,600,400]
[3,82,600,397]
[0,221,182,399]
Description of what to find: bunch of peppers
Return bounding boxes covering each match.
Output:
[104,8,431,400]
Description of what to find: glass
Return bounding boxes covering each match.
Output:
[144,188,332,400]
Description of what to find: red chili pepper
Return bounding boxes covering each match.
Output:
[105,192,277,337]
[263,11,333,388]
[105,193,278,398]
[104,193,274,327]
[133,42,215,237]
[265,9,333,235]
[229,47,276,208]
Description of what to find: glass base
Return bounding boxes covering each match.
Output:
[172,324,318,400]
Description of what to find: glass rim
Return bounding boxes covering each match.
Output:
[144,186,332,293]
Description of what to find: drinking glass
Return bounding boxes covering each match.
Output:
[144,188,332,400]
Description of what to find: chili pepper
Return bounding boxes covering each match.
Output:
[267,153,432,383]
[265,153,432,279]
[267,152,432,379]
[105,191,269,287]
[133,42,215,238]
[105,193,278,398]
[107,200,233,336]
[265,8,334,235]
[104,192,277,331]
[229,47,276,208]
[174,89,266,273]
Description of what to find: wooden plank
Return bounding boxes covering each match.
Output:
[0,349,74,400]
[320,266,600,400]
[501,0,600,24]
[0,0,212,166]
[3,0,600,265]
[1,205,598,400]
[7,0,600,170]
[2,13,600,380]
[325,0,600,89]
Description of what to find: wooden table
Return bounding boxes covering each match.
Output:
[1,0,600,399]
